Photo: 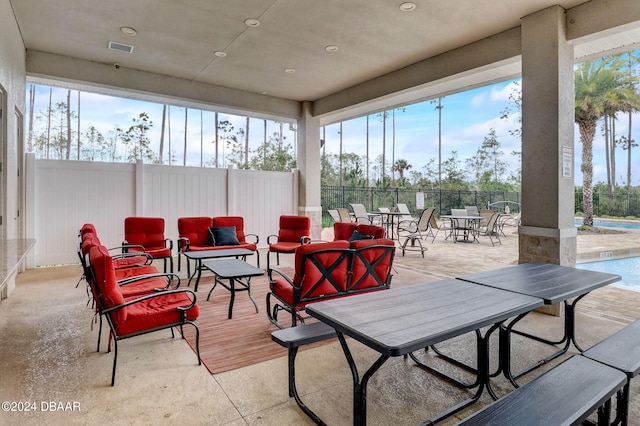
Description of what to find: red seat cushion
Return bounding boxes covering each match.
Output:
[272,241,350,308]
[349,238,395,290]
[114,292,200,336]
[333,222,357,241]
[355,224,386,239]
[80,223,97,235]
[276,215,310,244]
[114,265,158,281]
[269,241,302,254]
[124,217,170,258]
[213,216,249,244]
[89,245,127,325]
[177,217,213,251]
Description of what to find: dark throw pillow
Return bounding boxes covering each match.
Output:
[349,229,374,242]
[209,226,240,246]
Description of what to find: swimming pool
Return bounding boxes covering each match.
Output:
[574,219,640,230]
[577,257,640,292]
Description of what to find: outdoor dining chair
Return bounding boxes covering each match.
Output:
[397,207,435,257]
[349,203,371,224]
[336,208,353,223]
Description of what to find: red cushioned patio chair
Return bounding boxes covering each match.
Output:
[267,240,351,328]
[266,215,311,271]
[177,216,214,275]
[87,244,200,385]
[123,216,174,273]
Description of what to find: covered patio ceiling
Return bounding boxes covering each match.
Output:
[10,0,640,122]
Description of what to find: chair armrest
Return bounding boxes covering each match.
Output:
[164,238,173,250]
[268,267,295,287]
[245,233,259,245]
[177,237,190,252]
[301,236,311,244]
[102,288,197,313]
[118,273,181,289]
[397,219,416,231]
[110,250,153,264]
[267,234,278,245]
[119,242,146,253]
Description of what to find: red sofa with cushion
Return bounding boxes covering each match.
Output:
[177,216,260,273]
[266,238,395,328]
[333,222,386,241]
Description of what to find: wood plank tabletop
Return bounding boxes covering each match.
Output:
[306,279,543,356]
[457,262,621,304]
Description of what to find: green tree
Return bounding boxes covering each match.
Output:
[247,132,296,171]
[392,158,412,188]
[465,128,508,191]
[441,151,468,190]
[82,125,104,161]
[342,153,366,187]
[119,112,157,163]
[575,58,638,226]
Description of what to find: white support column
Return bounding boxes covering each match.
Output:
[296,101,322,240]
[520,6,577,268]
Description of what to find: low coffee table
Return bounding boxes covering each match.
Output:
[183,248,254,291]
[203,258,263,319]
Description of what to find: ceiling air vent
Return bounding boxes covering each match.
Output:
[108,41,134,53]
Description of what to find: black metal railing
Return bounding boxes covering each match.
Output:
[321,186,521,220]
[321,186,640,222]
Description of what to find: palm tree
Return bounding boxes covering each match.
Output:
[392,159,412,187]
[575,59,630,226]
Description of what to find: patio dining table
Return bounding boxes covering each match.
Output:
[306,279,543,425]
[440,214,482,243]
[457,262,621,384]
[183,248,254,291]
[374,211,407,240]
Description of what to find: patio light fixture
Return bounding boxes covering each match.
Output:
[399,2,417,12]
[120,26,137,36]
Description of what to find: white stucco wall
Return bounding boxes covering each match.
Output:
[0,0,26,240]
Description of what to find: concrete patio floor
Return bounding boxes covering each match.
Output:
[2,225,640,425]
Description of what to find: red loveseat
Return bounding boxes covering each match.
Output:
[266,238,395,328]
[333,222,386,241]
[177,216,260,274]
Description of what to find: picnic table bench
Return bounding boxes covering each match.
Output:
[456,355,626,425]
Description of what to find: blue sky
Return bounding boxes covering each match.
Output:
[29,79,640,186]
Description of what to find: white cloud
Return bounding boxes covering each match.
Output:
[490,81,519,103]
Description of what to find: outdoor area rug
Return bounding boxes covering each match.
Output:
[180,267,333,374]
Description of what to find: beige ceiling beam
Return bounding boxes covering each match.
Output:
[26,50,301,122]
[566,0,640,43]
[313,27,521,121]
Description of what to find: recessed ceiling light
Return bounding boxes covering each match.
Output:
[244,18,260,27]
[214,51,227,57]
[325,45,339,52]
[284,68,296,73]
[399,2,416,12]
[120,26,137,36]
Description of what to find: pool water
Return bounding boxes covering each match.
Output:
[577,257,640,293]
[574,219,640,230]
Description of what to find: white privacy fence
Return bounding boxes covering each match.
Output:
[26,154,298,266]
